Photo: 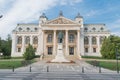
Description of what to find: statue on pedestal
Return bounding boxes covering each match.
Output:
[58,31,64,43]
[51,30,70,63]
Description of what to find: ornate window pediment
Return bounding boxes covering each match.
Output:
[33,36,38,44]
[25,36,30,44]
[92,37,96,45]
[84,36,89,44]
[17,36,22,44]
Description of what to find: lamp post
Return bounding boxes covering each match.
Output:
[116,46,119,73]
[110,36,120,73]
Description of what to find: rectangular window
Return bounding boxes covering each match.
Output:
[85,48,88,53]
[69,47,74,55]
[69,34,74,43]
[18,48,21,52]
[93,48,96,53]
[47,34,52,43]
[48,47,53,55]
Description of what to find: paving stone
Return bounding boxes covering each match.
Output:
[0,60,119,80]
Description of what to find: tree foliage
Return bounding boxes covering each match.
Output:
[0,34,12,57]
[101,35,120,59]
[23,44,35,60]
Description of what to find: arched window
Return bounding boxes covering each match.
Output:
[33,36,38,44]
[92,27,96,31]
[25,36,30,44]
[100,36,104,44]
[100,27,104,31]
[18,27,22,31]
[84,36,89,44]
[92,37,96,44]
[69,34,74,43]
[34,28,38,31]
[17,36,22,44]
[47,34,52,43]
[26,27,30,31]
[84,28,88,32]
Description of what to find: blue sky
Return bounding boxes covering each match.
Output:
[0,0,120,39]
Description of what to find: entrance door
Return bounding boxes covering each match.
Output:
[48,47,53,55]
[69,47,74,55]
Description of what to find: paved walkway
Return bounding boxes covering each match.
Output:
[0,72,120,80]
[12,59,116,73]
[0,59,119,80]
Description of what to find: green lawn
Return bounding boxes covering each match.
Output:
[0,59,35,69]
[86,61,120,70]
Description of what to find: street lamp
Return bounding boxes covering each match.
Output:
[110,35,120,73]
[116,46,119,73]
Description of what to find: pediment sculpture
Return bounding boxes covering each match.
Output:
[46,18,75,24]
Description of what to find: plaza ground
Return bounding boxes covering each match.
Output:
[0,58,120,80]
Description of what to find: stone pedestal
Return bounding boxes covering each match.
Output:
[51,43,70,62]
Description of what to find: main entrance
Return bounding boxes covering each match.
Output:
[69,47,74,55]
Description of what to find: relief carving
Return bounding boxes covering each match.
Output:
[46,18,75,24]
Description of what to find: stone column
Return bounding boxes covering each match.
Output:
[97,36,100,53]
[21,36,25,53]
[53,30,56,56]
[89,36,92,53]
[80,28,84,56]
[43,31,46,55]
[11,34,17,56]
[77,30,80,58]
[65,30,68,56]
[30,36,33,45]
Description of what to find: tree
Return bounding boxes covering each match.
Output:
[23,44,35,60]
[0,37,2,52]
[101,35,120,59]
[2,34,12,56]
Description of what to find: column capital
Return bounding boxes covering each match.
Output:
[77,30,80,32]
[89,36,92,38]
[54,30,56,32]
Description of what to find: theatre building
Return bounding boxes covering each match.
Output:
[11,12,110,59]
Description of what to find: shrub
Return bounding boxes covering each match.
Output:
[23,44,35,60]
[3,56,11,59]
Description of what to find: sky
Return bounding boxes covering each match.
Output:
[0,0,120,39]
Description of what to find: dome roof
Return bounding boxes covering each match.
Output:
[75,13,83,18]
[40,13,48,19]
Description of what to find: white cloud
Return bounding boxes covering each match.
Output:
[111,32,120,37]
[0,0,83,39]
[86,10,98,17]
[0,0,57,39]
[108,19,120,30]
[60,0,83,5]
[107,19,120,37]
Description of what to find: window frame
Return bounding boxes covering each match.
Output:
[47,34,53,43]
[69,47,74,55]
[48,47,53,55]
[69,34,74,43]
[17,36,22,44]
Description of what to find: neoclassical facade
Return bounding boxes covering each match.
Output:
[11,12,110,58]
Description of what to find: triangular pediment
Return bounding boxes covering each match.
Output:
[45,17,77,24]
